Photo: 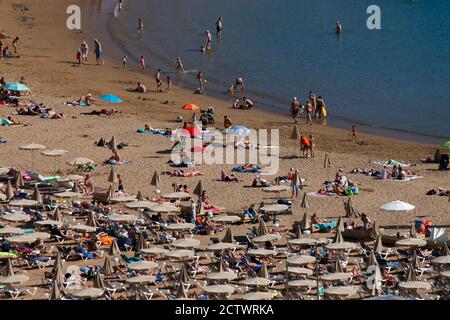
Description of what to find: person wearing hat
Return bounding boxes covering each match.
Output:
[84,93,95,106]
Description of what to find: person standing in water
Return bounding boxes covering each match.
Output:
[336,21,342,34]
[215,17,223,36]
[204,30,212,50]
[155,69,163,92]
[235,77,244,95]
[93,39,104,65]
[176,57,185,73]
[118,0,123,13]
[121,55,127,70]
[197,71,205,93]
[139,56,145,72]
[137,18,144,33]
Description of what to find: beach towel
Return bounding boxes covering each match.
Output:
[169,161,195,168]
[307,192,338,198]
[105,159,132,166]
[99,236,114,246]
[136,128,170,136]
[232,166,261,173]
[373,160,412,167]
[381,176,424,182]
[64,102,89,107]
[313,221,337,231]
[162,171,203,177]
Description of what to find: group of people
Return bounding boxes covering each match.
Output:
[76,39,104,65]
[290,92,327,124]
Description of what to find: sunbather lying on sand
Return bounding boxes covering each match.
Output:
[5,116,29,126]
[67,94,96,106]
[162,170,203,177]
[220,171,239,182]
[81,109,116,116]
[426,187,450,196]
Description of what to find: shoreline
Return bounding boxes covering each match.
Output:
[96,0,447,146]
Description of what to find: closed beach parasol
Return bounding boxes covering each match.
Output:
[290,123,301,157]
[182,103,199,110]
[14,171,24,188]
[193,180,203,197]
[100,94,123,103]
[4,180,13,200]
[4,82,29,91]
[19,143,46,170]
[379,200,415,232]
[150,170,161,194]
[31,185,42,203]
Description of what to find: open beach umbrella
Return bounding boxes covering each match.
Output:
[41,149,68,173]
[182,103,199,110]
[100,94,123,104]
[67,157,94,166]
[193,180,203,197]
[379,200,415,232]
[150,171,161,194]
[19,143,46,170]
[4,82,29,91]
[226,125,251,136]
[14,171,24,188]
[222,226,234,243]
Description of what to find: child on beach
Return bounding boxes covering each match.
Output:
[139,56,145,72]
[351,125,357,143]
[121,55,127,70]
[166,76,172,92]
[12,37,19,54]
[76,48,81,64]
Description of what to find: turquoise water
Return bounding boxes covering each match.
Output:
[109,0,450,142]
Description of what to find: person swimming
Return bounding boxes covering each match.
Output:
[336,21,342,34]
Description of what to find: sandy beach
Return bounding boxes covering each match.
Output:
[0,0,449,300]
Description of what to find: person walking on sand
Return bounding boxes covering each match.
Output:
[204,30,212,50]
[300,135,310,158]
[215,17,223,36]
[155,69,163,92]
[351,125,357,143]
[336,21,342,34]
[291,171,301,198]
[305,101,313,125]
[176,57,185,73]
[76,48,81,65]
[93,39,104,65]
[137,18,144,33]
[290,97,300,121]
[80,40,89,63]
[139,56,145,71]
[12,37,19,54]
[121,55,127,70]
